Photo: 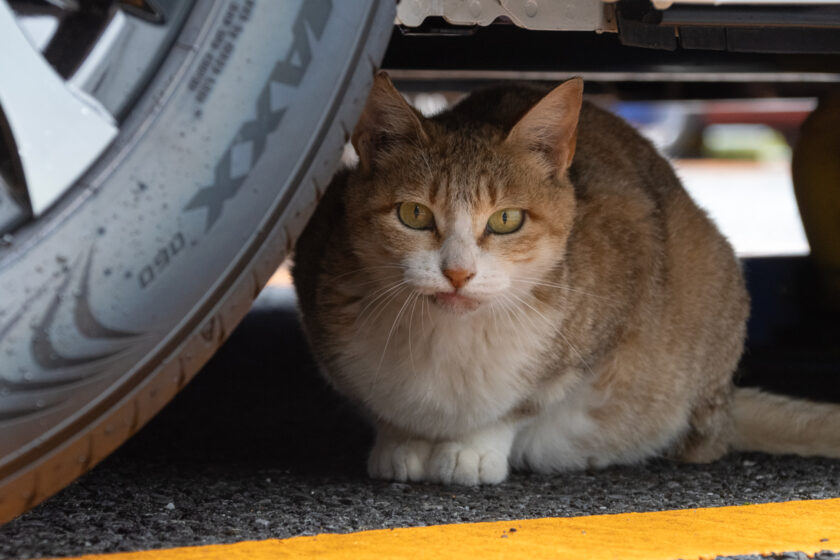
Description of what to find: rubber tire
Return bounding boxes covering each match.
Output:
[0,0,394,524]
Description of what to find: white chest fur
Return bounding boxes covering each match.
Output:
[338,296,557,439]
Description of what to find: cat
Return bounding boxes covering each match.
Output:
[292,72,840,485]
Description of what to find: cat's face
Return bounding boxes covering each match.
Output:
[345,74,583,315]
[345,139,576,314]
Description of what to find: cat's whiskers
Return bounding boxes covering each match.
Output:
[330,264,408,283]
[501,297,525,333]
[355,278,405,318]
[419,294,428,338]
[371,288,418,393]
[493,298,512,330]
[354,280,408,332]
[495,294,532,346]
[344,273,407,331]
[499,292,542,339]
[512,277,617,303]
[425,293,434,326]
[363,284,417,335]
[488,299,504,338]
[505,291,593,376]
[407,291,421,375]
[347,273,405,290]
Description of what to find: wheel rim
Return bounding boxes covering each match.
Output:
[0,0,194,234]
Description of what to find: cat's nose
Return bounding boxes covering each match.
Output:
[442,268,475,289]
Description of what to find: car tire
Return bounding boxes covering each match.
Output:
[0,0,394,524]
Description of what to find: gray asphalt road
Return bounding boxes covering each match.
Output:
[3,453,840,559]
[2,284,840,559]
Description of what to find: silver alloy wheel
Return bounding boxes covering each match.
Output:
[0,0,193,233]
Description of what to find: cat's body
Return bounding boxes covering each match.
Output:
[293,74,838,484]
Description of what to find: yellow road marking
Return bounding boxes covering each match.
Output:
[45,498,840,560]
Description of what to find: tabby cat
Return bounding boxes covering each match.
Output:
[292,73,840,485]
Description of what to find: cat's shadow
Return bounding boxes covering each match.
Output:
[119,288,372,475]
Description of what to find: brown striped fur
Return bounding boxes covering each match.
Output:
[293,73,754,484]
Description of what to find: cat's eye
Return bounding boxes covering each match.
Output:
[397,202,435,230]
[487,208,524,234]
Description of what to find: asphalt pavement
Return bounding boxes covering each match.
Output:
[2,283,840,559]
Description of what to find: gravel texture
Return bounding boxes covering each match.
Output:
[2,286,840,559]
[3,454,840,559]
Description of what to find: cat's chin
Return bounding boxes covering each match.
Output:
[432,292,482,314]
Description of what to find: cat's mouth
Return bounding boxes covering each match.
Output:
[433,291,481,313]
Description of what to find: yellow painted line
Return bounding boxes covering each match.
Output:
[44,498,840,560]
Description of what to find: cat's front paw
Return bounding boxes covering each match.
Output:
[428,442,509,485]
[368,438,432,482]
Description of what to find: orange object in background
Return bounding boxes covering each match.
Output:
[793,92,840,308]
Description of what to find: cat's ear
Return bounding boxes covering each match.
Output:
[352,72,429,174]
[505,78,583,175]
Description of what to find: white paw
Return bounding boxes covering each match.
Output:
[428,442,509,485]
[367,438,432,482]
